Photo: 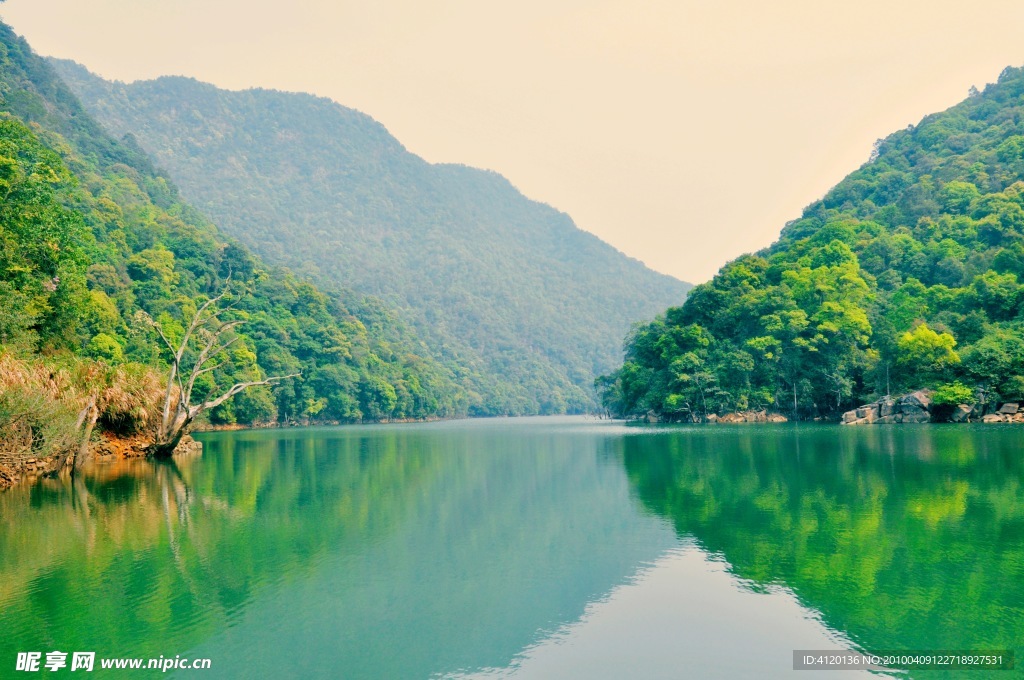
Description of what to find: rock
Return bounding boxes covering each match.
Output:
[176,436,203,456]
[705,414,718,423]
[843,402,883,425]
[876,415,898,424]
[950,404,974,423]
[879,399,896,417]
[645,410,660,424]
[983,414,1007,423]
[900,390,933,411]
[715,410,786,424]
[901,409,931,424]
[998,402,1019,415]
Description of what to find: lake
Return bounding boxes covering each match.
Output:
[1,417,1021,678]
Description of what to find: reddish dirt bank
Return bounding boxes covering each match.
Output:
[0,432,201,490]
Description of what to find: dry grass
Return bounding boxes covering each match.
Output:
[92,363,164,435]
[0,350,165,468]
[0,353,79,464]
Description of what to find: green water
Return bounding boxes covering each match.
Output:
[0,418,1021,678]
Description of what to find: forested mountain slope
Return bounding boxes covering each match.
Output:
[52,61,691,415]
[0,21,466,427]
[598,67,1024,419]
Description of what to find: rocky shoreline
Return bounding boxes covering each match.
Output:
[842,389,1022,425]
[708,410,789,424]
[643,409,789,424]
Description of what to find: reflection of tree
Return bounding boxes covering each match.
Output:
[0,429,445,660]
[621,426,1024,660]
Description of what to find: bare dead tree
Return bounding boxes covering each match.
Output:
[73,395,99,474]
[47,394,99,477]
[140,290,297,458]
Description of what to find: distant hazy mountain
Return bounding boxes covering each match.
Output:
[0,20,467,428]
[53,59,691,414]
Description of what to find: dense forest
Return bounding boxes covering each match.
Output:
[0,20,469,439]
[52,61,691,415]
[598,67,1024,420]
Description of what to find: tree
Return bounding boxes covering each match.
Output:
[763,309,810,417]
[895,323,959,382]
[142,289,297,458]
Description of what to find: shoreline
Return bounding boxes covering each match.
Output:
[0,413,600,490]
[7,407,1014,491]
[191,414,450,433]
[0,430,194,491]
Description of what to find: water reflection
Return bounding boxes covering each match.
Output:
[0,419,675,678]
[621,424,1024,676]
[3,420,1014,679]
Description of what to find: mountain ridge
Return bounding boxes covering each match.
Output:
[0,19,470,429]
[52,58,691,415]
[597,64,1024,420]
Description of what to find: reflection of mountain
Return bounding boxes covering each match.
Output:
[621,425,1024,668]
[185,421,676,678]
[0,419,676,678]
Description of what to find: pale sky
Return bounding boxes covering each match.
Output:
[4,0,1024,283]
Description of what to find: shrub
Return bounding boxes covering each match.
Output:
[0,387,79,463]
[932,381,975,406]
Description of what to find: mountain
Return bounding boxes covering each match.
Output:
[0,20,467,430]
[596,66,1024,420]
[51,61,691,415]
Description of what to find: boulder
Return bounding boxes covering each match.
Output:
[645,411,660,424]
[879,398,896,417]
[705,414,718,423]
[842,410,859,424]
[900,409,931,424]
[949,404,974,424]
[998,402,1019,415]
[983,414,1007,423]
[876,415,898,424]
[900,390,933,411]
[714,410,785,423]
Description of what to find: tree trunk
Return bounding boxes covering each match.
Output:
[142,287,297,460]
[147,425,188,459]
[48,396,97,477]
[72,403,100,474]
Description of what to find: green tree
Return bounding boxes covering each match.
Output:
[895,323,959,382]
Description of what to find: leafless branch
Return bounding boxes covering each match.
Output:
[146,284,298,457]
[190,374,299,418]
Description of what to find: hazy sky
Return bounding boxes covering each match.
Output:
[4,0,1024,283]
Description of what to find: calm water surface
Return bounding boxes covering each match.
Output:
[1,418,1022,678]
